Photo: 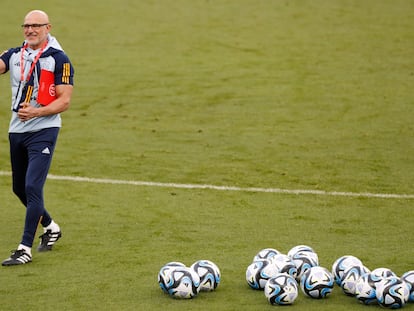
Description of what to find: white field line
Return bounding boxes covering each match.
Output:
[0,170,413,199]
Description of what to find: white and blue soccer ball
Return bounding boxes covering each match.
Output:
[375,276,410,309]
[190,260,221,292]
[246,259,279,290]
[331,255,363,285]
[289,250,319,281]
[355,272,377,305]
[159,265,200,299]
[287,244,315,258]
[253,248,280,262]
[264,273,298,305]
[158,262,187,294]
[270,254,298,279]
[401,270,414,302]
[370,267,397,282]
[340,265,370,296]
[300,266,334,299]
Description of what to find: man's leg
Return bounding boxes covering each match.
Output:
[22,127,60,248]
[2,128,61,266]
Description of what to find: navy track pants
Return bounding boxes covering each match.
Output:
[9,127,59,247]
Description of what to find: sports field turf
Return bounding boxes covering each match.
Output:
[0,1,413,310]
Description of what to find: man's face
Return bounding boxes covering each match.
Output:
[22,13,50,49]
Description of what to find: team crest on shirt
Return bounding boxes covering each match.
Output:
[49,84,56,97]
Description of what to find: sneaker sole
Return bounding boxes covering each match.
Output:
[2,260,32,266]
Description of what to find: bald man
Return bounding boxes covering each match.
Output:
[0,10,74,266]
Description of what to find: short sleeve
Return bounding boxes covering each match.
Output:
[0,48,19,72]
[53,52,74,85]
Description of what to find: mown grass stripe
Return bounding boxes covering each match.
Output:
[1,170,412,199]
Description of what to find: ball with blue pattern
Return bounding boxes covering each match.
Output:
[289,250,319,281]
[158,264,200,299]
[246,259,279,290]
[158,262,186,294]
[264,273,298,305]
[355,272,377,305]
[340,265,370,296]
[401,270,414,302]
[376,276,410,309]
[300,266,334,299]
[253,248,280,262]
[190,260,221,292]
[331,255,363,286]
[270,254,298,279]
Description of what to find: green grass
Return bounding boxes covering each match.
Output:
[0,0,413,310]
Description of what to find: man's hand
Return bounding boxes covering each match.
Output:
[17,102,39,121]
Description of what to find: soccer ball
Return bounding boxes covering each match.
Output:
[376,276,410,309]
[332,255,363,285]
[340,265,370,296]
[253,248,280,262]
[246,259,279,290]
[270,254,298,279]
[401,271,414,302]
[264,273,298,305]
[355,273,377,305]
[287,244,315,258]
[300,266,334,299]
[371,267,397,282]
[158,262,186,294]
[163,266,200,299]
[190,260,221,292]
[289,250,319,281]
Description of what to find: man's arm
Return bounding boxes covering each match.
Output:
[0,58,6,74]
[17,84,73,121]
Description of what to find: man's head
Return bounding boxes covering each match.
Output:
[22,10,51,49]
